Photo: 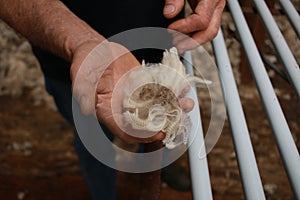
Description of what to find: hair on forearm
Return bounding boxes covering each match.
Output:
[0,0,105,61]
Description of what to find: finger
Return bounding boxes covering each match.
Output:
[168,0,219,33]
[120,132,165,144]
[179,84,191,97]
[96,67,114,94]
[106,122,166,144]
[174,36,200,53]
[175,1,224,49]
[137,132,166,143]
[163,0,185,19]
[178,98,195,112]
[167,29,199,53]
[170,30,193,47]
[96,96,166,144]
[95,102,140,143]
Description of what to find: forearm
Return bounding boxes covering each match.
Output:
[0,0,105,61]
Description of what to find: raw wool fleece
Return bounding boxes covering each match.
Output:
[0,20,56,110]
[123,47,210,149]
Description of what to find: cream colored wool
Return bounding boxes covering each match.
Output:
[122,47,210,149]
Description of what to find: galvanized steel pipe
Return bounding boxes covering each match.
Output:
[253,0,300,98]
[227,0,300,198]
[212,28,266,200]
[183,51,213,200]
[278,0,300,38]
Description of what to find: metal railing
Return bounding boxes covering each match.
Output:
[187,0,300,199]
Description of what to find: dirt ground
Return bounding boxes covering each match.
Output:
[0,70,299,200]
[0,5,300,200]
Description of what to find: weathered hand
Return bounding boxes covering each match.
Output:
[71,41,169,143]
[70,41,195,143]
[163,0,226,52]
[94,43,169,143]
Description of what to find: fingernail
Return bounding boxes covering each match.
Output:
[164,5,175,15]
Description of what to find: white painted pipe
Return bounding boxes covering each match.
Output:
[212,28,266,200]
[227,0,300,198]
[253,0,300,98]
[278,0,300,38]
[183,51,213,200]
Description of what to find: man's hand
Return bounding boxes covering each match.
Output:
[94,43,169,143]
[71,41,195,144]
[163,0,226,52]
[71,41,168,143]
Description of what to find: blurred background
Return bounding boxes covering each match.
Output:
[0,1,299,199]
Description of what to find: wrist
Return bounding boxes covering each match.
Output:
[69,39,108,82]
[64,27,106,61]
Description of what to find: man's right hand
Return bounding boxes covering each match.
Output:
[70,41,167,143]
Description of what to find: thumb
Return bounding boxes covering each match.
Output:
[178,98,195,112]
[163,0,185,19]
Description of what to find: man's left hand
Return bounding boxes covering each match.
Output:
[163,0,226,52]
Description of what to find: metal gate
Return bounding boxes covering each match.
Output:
[186,1,300,199]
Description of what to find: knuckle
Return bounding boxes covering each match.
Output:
[201,15,211,28]
[208,26,219,40]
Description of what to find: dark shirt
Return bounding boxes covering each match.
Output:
[32,0,184,82]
